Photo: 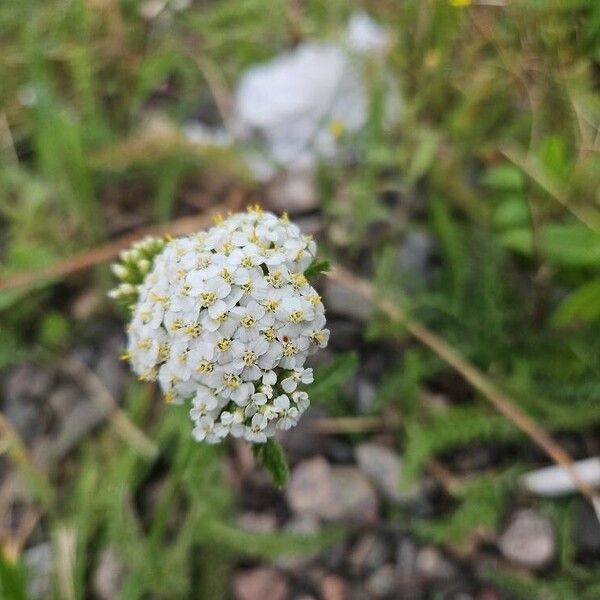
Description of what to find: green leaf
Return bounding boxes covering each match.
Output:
[253,438,289,489]
[552,279,600,327]
[481,164,524,191]
[0,554,27,600]
[304,259,331,277]
[539,135,570,182]
[500,224,600,267]
[493,196,529,229]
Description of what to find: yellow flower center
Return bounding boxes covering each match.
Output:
[311,330,326,345]
[241,315,256,328]
[171,318,183,331]
[267,272,284,288]
[290,273,308,289]
[186,323,201,337]
[158,343,170,361]
[137,338,152,351]
[262,327,277,342]
[307,293,321,305]
[196,361,215,374]
[283,342,298,357]
[289,310,305,323]
[263,299,280,312]
[224,374,240,388]
[241,256,255,268]
[243,350,257,365]
[217,338,232,352]
[201,291,217,306]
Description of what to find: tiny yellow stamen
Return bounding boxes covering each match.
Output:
[241,315,256,328]
[262,327,277,342]
[186,323,201,337]
[247,203,263,216]
[243,350,257,366]
[201,291,217,306]
[289,309,305,323]
[311,330,326,345]
[213,213,224,225]
[307,293,322,306]
[263,299,280,312]
[329,119,346,138]
[224,374,241,388]
[196,361,215,374]
[241,256,255,268]
[217,338,232,352]
[290,273,308,289]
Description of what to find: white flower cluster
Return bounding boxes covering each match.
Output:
[108,236,166,308]
[124,207,329,444]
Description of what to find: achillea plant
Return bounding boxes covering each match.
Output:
[110,207,329,483]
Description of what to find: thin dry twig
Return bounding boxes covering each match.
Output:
[328,265,600,511]
[1,507,41,562]
[193,55,234,123]
[309,415,400,434]
[0,413,53,504]
[0,202,240,294]
[62,357,158,460]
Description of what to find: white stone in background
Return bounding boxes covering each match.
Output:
[345,11,390,54]
[356,442,420,504]
[185,12,400,183]
[520,457,600,497]
[233,42,368,177]
[266,168,319,214]
[286,456,378,522]
[498,509,555,569]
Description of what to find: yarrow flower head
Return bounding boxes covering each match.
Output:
[111,208,329,446]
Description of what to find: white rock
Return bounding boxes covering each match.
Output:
[498,509,555,569]
[286,457,378,522]
[345,11,390,54]
[233,42,368,177]
[520,457,600,497]
[356,443,416,503]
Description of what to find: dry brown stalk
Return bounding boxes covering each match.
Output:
[0,202,240,294]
